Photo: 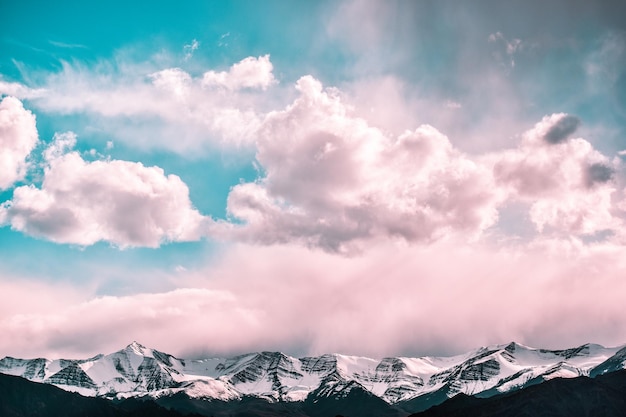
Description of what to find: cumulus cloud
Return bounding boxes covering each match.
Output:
[225,76,500,252]
[221,80,625,251]
[210,73,623,250]
[1,133,207,247]
[201,55,276,91]
[148,68,192,99]
[0,96,39,190]
[490,113,620,235]
[4,75,619,250]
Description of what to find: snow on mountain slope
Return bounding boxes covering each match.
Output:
[1,341,624,405]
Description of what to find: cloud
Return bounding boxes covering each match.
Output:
[0,55,277,152]
[220,79,626,251]
[148,68,192,99]
[201,55,276,91]
[0,287,248,358]
[0,97,39,190]
[542,114,581,144]
[224,76,501,252]
[326,0,392,53]
[3,78,621,250]
[0,80,46,99]
[490,113,620,235]
[1,133,207,247]
[48,40,88,49]
[444,100,462,109]
[585,31,626,84]
[183,39,199,61]
[586,162,614,185]
[488,31,522,69]
[2,240,626,359]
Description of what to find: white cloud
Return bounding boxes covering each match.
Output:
[1,133,207,247]
[201,55,276,91]
[0,56,277,152]
[183,39,199,61]
[0,96,39,190]
[149,68,192,99]
[0,80,46,99]
[43,131,76,161]
[225,76,500,252]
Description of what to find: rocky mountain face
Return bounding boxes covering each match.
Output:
[1,341,625,413]
[409,369,626,417]
[0,372,198,417]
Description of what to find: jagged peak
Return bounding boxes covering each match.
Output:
[258,351,290,358]
[502,341,535,352]
[2,340,626,406]
[123,341,150,355]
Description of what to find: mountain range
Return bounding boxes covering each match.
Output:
[2,341,626,416]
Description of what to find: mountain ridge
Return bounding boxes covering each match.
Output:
[1,340,625,412]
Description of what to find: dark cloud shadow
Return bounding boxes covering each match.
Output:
[586,162,614,186]
[544,115,580,143]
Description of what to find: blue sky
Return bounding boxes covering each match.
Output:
[1,0,626,359]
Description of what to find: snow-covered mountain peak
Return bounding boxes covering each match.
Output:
[2,341,625,406]
[123,341,151,357]
[502,341,533,353]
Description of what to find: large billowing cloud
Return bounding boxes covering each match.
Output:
[1,78,622,251]
[226,76,501,252]
[1,132,206,247]
[1,241,625,359]
[0,97,39,190]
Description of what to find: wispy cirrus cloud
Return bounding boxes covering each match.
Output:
[0,55,278,153]
[182,39,199,61]
[488,31,523,70]
[48,40,88,49]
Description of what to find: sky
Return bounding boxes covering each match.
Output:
[1,0,626,360]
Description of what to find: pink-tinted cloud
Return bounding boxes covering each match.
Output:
[0,56,278,152]
[489,113,621,235]
[201,55,276,91]
[2,240,625,359]
[226,76,500,252]
[0,97,39,190]
[1,132,207,247]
